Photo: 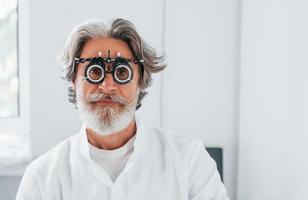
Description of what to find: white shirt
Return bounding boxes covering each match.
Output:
[88,134,136,182]
[16,120,229,200]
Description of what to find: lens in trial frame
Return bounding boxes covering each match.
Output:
[113,64,133,84]
[85,64,105,84]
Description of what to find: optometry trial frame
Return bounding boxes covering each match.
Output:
[74,50,144,85]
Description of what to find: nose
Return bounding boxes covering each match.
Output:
[98,73,116,93]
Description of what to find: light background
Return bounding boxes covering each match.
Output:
[2,0,308,199]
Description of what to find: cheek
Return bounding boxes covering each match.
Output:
[75,75,93,96]
[81,84,98,97]
[120,83,140,102]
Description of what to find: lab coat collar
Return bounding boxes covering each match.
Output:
[76,117,147,186]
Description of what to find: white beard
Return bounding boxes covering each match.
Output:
[76,88,138,136]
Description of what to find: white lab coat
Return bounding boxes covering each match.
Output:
[16,120,229,200]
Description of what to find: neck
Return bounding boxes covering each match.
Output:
[86,118,137,150]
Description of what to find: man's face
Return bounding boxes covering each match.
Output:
[74,37,140,136]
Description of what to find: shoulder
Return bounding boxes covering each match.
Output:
[145,126,204,155]
[17,134,80,199]
[25,134,80,177]
[147,126,202,145]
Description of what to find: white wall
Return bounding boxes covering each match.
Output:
[164,0,240,199]
[27,0,239,199]
[237,0,308,199]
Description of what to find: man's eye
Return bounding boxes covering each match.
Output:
[115,66,130,81]
[88,66,103,80]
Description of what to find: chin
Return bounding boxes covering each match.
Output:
[78,103,135,136]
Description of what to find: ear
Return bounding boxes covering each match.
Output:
[68,81,76,103]
[70,80,76,90]
[68,77,77,91]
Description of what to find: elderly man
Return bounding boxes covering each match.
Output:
[16,18,229,200]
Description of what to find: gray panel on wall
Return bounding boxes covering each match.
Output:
[206,147,223,181]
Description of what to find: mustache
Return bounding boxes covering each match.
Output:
[85,93,128,106]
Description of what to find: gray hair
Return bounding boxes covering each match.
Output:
[58,18,166,110]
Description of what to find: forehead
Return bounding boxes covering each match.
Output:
[80,37,134,58]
